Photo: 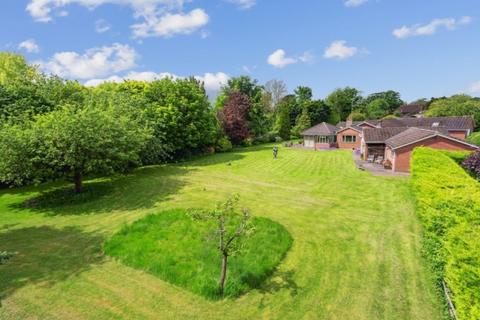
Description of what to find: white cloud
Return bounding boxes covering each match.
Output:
[344,0,368,8]
[242,65,257,74]
[228,0,256,9]
[18,39,40,53]
[267,49,314,69]
[468,81,480,94]
[95,19,111,33]
[85,71,229,98]
[131,8,209,38]
[323,40,358,60]
[84,71,176,86]
[197,72,230,95]
[26,0,208,38]
[267,49,296,68]
[299,51,314,63]
[38,43,138,79]
[26,0,184,22]
[393,16,472,39]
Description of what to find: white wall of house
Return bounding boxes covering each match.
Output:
[385,147,395,169]
[304,136,315,148]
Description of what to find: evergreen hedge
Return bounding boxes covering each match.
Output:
[411,148,480,320]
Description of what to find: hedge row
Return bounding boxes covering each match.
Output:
[411,148,480,320]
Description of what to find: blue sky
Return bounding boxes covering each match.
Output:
[1,0,479,101]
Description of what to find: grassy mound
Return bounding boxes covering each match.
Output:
[104,209,292,299]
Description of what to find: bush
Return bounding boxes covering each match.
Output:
[467,131,480,146]
[242,137,253,147]
[412,148,480,320]
[255,132,278,144]
[441,150,471,164]
[215,137,233,153]
[462,151,480,179]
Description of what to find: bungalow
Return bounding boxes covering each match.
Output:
[383,128,478,172]
[302,115,478,173]
[302,122,338,149]
[301,120,367,150]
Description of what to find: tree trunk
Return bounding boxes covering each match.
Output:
[74,170,83,193]
[219,253,228,297]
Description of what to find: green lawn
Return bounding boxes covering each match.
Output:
[0,145,444,319]
[104,209,293,299]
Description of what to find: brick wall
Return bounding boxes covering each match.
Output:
[448,130,468,140]
[393,136,477,172]
[337,128,361,150]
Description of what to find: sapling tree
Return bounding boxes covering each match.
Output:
[191,195,253,297]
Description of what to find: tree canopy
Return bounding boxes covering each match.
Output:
[326,87,363,122]
[425,95,480,129]
[0,104,151,192]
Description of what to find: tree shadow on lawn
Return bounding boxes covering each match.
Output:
[257,270,300,309]
[9,166,191,216]
[182,150,246,167]
[258,270,299,297]
[0,226,104,306]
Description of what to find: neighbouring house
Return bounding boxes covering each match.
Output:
[378,116,474,140]
[301,122,338,149]
[383,128,478,172]
[396,103,427,117]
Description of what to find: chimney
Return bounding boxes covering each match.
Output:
[346,117,353,128]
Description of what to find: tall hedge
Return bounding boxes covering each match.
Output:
[411,148,480,320]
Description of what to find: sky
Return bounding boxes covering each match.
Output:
[1,0,479,101]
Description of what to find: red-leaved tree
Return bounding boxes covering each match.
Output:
[220,91,251,145]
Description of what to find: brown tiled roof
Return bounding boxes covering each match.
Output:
[363,127,408,143]
[385,128,437,148]
[385,127,478,149]
[398,104,426,114]
[337,125,362,133]
[379,116,474,131]
[336,120,380,128]
[301,122,338,136]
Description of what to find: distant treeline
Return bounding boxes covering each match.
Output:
[1,51,479,190]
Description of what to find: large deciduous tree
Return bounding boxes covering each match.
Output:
[306,99,332,124]
[365,98,390,119]
[292,107,311,137]
[92,78,218,164]
[0,53,85,126]
[426,95,480,129]
[264,79,287,110]
[217,76,269,138]
[0,104,151,193]
[274,96,293,140]
[220,91,251,145]
[326,87,363,122]
[361,90,403,116]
